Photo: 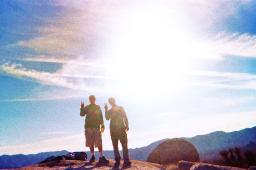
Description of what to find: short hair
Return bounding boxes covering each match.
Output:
[108,97,115,103]
[89,95,96,100]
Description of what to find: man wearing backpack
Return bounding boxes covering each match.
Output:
[80,95,109,164]
[104,97,131,168]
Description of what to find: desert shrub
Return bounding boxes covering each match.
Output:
[219,147,256,168]
[244,151,255,166]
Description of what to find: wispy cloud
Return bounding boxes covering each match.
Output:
[2,61,256,93]
[0,96,81,103]
[0,63,97,91]
[14,0,252,57]
[12,0,256,67]
[188,70,256,90]
[20,55,108,69]
[204,96,255,107]
[15,1,118,56]
[212,32,256,57]
[0,63,73,88]
[0,62,118,94]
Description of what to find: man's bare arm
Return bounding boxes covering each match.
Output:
[105,110,111,120]
[80,106,86,116]
[121,107,129,130]
[104,104,111,120]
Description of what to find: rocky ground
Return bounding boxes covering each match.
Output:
[15,159,163,170]
[6,160,256,170]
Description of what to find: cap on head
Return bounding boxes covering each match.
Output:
[89,95,96,104]
[108,97,116,106]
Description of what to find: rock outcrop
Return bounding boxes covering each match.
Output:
[147,139,200,164]
[178,160,195,170]
[39,152,87,164]
[178,161,246,170]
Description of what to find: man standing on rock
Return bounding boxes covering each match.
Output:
[80,95,109,164]
[105,97,131,168]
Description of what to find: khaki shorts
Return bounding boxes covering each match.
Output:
[85,128,102,148]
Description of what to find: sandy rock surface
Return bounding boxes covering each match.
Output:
[16,159,163,170]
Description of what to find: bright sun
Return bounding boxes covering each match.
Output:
[99,4,215,97]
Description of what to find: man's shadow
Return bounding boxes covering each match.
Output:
[65,161,123,170]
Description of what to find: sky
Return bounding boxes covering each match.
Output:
[1,0,256,155]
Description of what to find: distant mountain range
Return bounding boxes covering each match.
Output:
[130,126,256,161]
[1,126,255,169]
[186,126,256,161]
[0,150,68,169]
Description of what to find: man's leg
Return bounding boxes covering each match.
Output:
[86,128,96,163]
[96,129,103,157]
[90,146,94,156]
[95,128,104,158]
[98,144,109,163]
[85,129,94,156]
[98,145,103,157]
[111,132,121,162]
[89,145,96,163]
[120,131,130,164]
[96,129,109,164]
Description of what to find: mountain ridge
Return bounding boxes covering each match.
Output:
[1,126,255,168]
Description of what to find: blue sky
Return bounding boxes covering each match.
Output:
[1,0,256,154]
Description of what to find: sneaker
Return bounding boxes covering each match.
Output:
[89,155,95,163]
[122,161,131,168]
[113,160,120,168]
[99,156,109,164]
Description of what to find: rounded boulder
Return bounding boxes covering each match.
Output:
[147,139,199,164]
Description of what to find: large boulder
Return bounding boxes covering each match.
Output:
[147,139,199,164]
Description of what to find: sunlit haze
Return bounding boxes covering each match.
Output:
[1,0,256,154]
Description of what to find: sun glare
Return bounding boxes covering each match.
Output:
[100,4,216,97]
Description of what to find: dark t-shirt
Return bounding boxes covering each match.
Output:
[80,104,104,129]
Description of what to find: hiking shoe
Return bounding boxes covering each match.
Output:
[99,156,109,164]
[113,160,120,168]
[89,155,95,163]
[122,161,131,168]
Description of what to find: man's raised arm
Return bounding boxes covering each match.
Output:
[80,103,87,116]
